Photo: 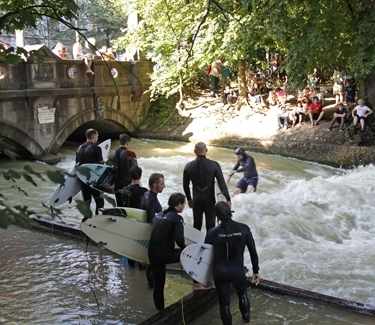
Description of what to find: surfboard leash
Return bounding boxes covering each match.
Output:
[180,297,186,325]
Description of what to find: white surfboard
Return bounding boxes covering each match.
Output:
[81,212,205,265]
[48,140,112,207]
[99,139,111,162]
[180,243,214,286]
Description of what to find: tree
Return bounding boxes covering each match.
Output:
[118,0,375,98]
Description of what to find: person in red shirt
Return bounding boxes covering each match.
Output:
[308,96,324,126]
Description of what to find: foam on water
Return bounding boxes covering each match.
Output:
[231,165,375,305]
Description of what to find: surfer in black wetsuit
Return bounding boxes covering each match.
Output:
[75,128,104,215]
[183,142,231,231]
[119,166,147,209]
[230,147,258,194]
[140,173,165,223]
[141,173,165,287]
[112,133,138,206]
[148,193,186,310]
[205,201,260,325]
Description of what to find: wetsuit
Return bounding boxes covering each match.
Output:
[233,154,258,192]
[76,142,104,214]
[183,156,230,231]
[112,147,137,206]
[205,219,259,325]
[120,183,147,209]
[140,191,162,223]
[148,208,185,310]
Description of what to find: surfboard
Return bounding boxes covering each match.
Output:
[48,140,112,207]
[81,212,205,265]
[180,243,214,286]
[99,139,111,162]
[75,163,114,193]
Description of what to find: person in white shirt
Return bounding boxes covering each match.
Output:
[352,99,373,131]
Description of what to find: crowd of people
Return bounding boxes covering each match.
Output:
[206,60,373,134]
[75,128,260,325]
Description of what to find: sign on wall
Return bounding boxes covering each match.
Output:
[37,106,56,124]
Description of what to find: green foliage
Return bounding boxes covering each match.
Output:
[0,0,78,32]
[118,0,375,96]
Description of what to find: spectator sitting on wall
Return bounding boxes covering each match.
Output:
[275,87,287,106]
[248,88,263,107]
[307,96,324,127]
[329,103,348,131]
[277,104,290,130]
[352,99,373,132]
[223,86,238,105]
[291,101,306,127]
[52,42,65,59]
[268,89,278,106]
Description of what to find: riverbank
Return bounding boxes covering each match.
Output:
[136,93,375,168]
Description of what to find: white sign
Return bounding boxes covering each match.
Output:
[37,106,56,124]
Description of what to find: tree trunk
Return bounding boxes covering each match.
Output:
[238,61,248,98]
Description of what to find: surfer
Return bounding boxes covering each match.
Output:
[148,192,186,310]
[205,201,260,325]
[75,128,104,215]
[229,147,258,194]
[141,173,165,223]
[183,142,231,231]
[141,173,165,287]
[118,166,148,209]
[113,134,138,207]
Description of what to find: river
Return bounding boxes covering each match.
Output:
[0,138,374,324]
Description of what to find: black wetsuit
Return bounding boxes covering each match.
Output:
[205,219,259,325]
[140,191,162,223]
[183,156,230,231]
[76,142,104,215]
[148,208,185,310]
[113,147,137,206]
[233,154,258,192]
[120,183,147,209]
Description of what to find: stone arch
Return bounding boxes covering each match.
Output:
[0,121,45,157]
[48,109,134,153]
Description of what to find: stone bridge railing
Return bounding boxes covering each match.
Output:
[0,46,152,161]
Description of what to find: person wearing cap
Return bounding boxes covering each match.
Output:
[230,148,258,195]
[112,133,138,206]
[205,201,260,325]
[183,142,231,231]
[352,99,373,132]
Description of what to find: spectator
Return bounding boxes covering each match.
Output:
[209,59,222,97]
[307,68,319,91]
[332,70,344,104]
[52,42,65,59]
[329,103,348,131]
[308,96,324,127]
[277,104,290,130]
[352,99,373,132]
[268,89,278,106]
[344,77,356,105]
[275,87,287,105]
[72,41,84,60]
[291,101,306,127]
[223,86,238,105]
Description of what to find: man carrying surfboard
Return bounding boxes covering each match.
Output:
[183,142,231,232]
[205,201,260,325]
[76,128,104,215]
[112,133,138,207]
[148,192,186,310]
[141,173,165,223]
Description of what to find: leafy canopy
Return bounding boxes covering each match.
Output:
[118,0,375,96]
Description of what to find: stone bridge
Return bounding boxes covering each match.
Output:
[0,46,152,161]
